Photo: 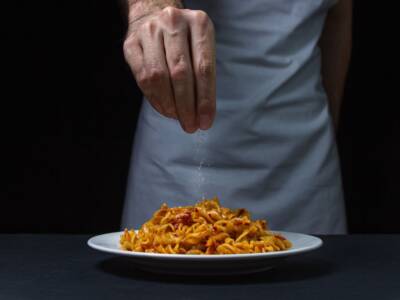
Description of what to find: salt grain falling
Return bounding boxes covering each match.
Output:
[194,130,209,200]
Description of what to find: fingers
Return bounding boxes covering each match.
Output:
[124,34,164,116]
[123,34,144,83]
[123,7,216,133]
[162,8,197,133]
[187,10,216,130]
[140,21,177,119]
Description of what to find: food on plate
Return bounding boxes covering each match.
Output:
[120,197,291,254]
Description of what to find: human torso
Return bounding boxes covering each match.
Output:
[122,0,347,234]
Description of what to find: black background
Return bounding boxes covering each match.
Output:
[1,1,399,234]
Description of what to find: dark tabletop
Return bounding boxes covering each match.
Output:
[1,234,400,300]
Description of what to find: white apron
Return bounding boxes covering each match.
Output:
[122,0,347,234]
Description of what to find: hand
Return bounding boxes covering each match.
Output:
[123,6,216,133]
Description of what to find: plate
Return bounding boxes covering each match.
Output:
[88,231,322,275]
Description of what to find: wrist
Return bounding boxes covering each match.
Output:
[127,0,183,25]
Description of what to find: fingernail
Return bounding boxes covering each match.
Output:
[153,103,162,113]
[185,125,197,134]
[166,108,177,119]
[199,114,212,130]
[182,120,197,133]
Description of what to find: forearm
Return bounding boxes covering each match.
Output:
[126,0,183,24]
[320,0,352,130]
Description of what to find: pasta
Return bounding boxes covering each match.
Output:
[120,197,292,254]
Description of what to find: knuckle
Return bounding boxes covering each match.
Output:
[122,39,130,54]
[192,10,212,32]
[208,18,215,32]
[163,6,179,16]
[162,6,182,25]
[137,68,165,87]
[193,10,209,24]
[136,72,150,89]
[192,10,214,36]
[170,63,189,81]
[148,68,166,81]
[123,36,136,56]
[197,59,213,78]
[136,71,150,88]
[143,20,158,35]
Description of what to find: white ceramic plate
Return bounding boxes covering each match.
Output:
[88,231,322,275]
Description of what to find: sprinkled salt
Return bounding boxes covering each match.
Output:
[193,130,209,200]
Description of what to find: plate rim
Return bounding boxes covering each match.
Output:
[87,231,323,260]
